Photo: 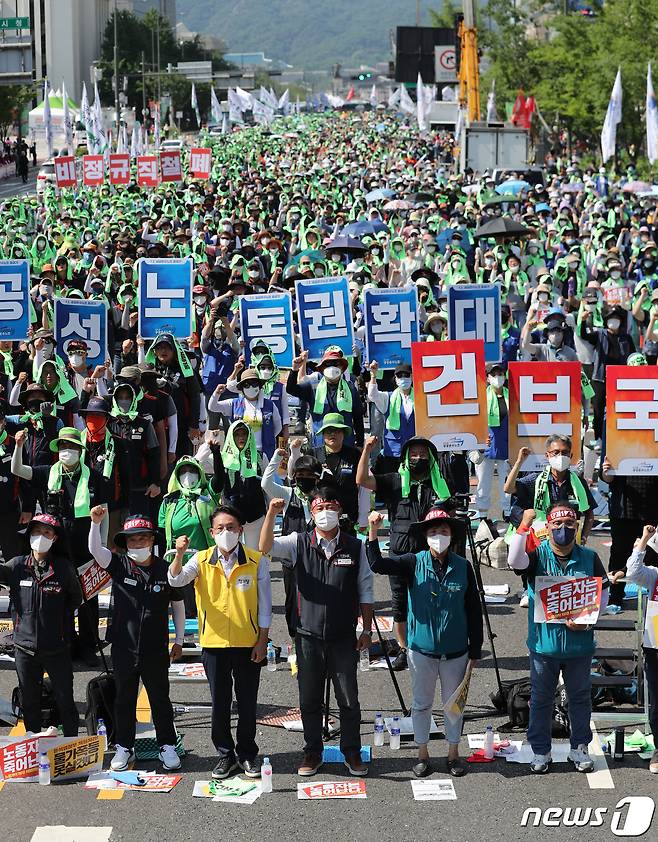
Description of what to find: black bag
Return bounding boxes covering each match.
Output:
[491,677,532,728]
[12,677,60,727]
[84,672,116,744]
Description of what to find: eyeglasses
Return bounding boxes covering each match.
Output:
[213,525,238,534]
[547,449,571,457]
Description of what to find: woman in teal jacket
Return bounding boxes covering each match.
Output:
[367,508,483,779]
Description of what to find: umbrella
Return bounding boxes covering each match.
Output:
[481,194,519,207]
[406,191,434,203]
[365,188,395,202]
[288,248,324,266]
[384,199,413,210]
[474,217,533,239]
[561,182,585,193]
[495,179,530,195]
[622,180,653,194]
[324,235,368,252]
[343,219,389,237]
[436,225,474,254]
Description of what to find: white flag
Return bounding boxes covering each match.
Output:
[259,85,278,110]
[130,120,140,159]
[235,86,254,111]
[252,98,274,125]
[278,88,290,114]
[647,64,658,165]
[399,85,415,116]
[43,79,53,159]
[91,80,106,154]
[369,84,377,107]
[388,86,401,109]
[80,82,92,151]
[221,112,228,134]
[416,73,433,131]
[486,80,498,123]
[62,81,73,152]
[228,88,244,124]
[153,102,161,150]
[601,68,622,163]
[210,86,222,124]
[191,83,201,127]
[455,104,465,141]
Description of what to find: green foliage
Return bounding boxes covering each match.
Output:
[0,84,35,136]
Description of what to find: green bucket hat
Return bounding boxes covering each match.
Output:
[316,412,351,435]
[49,426,87,452]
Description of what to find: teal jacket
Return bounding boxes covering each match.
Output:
[526,541,605,659]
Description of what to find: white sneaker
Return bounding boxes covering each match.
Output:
[530,753,551,773]
[568,744,594,772]
[519,591,529,608]
[110,745,135,771]
[159,744,181,770]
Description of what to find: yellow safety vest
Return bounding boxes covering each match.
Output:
[195,545,261,648]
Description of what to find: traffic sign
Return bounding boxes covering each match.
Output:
[434,45,457,83]
[0,17,29,29]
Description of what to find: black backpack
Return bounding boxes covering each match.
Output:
[84,672,116,744]
[12,677,60,727]
[491,677,570,736]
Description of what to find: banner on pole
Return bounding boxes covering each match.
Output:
[0,259,30,340]
[606,365,658,475]
[296,276,354,360]
[447,283,501,363]
[138,258,192,339]
[411,339,488,451]
[239,292,295,368]
[508,361,582,471]
[54,298,108,369]
[363,286,418,367]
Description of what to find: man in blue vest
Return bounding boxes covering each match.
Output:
[286,348,364,448]
[366,360,415,474]
[509,502,610,774]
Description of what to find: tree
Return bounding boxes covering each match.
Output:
[0,84,36,138]
[428,1,461,29]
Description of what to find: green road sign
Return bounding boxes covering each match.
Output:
[0,17,30,30]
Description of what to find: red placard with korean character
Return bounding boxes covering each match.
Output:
[160,149,182,182]
[82,155,105,187]
[54,156,77,188]
[189,147,212,179]
[109,153,130,185]
[607,365,658,475]
[136,155,159,187]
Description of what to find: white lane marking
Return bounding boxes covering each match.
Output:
[31,828,113,842]
[587,721,615,789]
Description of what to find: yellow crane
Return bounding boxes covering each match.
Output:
[457,0,480,123]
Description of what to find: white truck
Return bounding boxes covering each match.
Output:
[459,124,528,174]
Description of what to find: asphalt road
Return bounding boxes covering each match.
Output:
[0,166,37,200]
[1,514,656,842]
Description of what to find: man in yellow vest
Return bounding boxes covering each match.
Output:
[167,504,271,780]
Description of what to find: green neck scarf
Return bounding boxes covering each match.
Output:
[221,424,258,481]
[111,392,139,422]
[47,460,91,518]
[533,466,590,515]
[1,350,14,378]
[20,409,43,431]
[398,451,450,501]
[145,337,194,378]
[313,375,352,415]
[0,429,7,457]
[386,388,413,431]
[487,385,508,427]
[581,369,595,400]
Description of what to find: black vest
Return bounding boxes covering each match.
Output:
[106,553,176,653]
[283,491,311,535]
[294,530,361,641]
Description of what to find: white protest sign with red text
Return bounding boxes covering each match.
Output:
[297,780,367,800]
[533,576,602,625]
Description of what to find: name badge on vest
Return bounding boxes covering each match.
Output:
[333,554,354,567]
[235,575,253,591]
[124,578,137,587]
[20,579,32,587]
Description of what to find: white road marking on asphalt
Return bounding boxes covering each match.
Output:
[30,828,113,842]
[587,722,614,789]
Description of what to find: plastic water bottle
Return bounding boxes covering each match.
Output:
[390,716,401,750]
[38,752,50,786]
[97,718,107,753]
[266,642,277,672]
[261,756,273,792]
[484,724,494,760]
[373,713,385,747]
[359,647,370,671]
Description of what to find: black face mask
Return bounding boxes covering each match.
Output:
[295,476,316,494]
[409,457,430,475]
[27,401,41,413]
[552,525,576,547]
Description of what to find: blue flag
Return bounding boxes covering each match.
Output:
[0,259,30,341]
[55,298,108,369]
[447,283,501,363]
[138,258,192,339]
[295,276,354,360]
[240,292,295,368]
[364,286,418,367]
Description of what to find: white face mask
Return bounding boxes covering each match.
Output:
[610,270,621,280]
[537,293,549,303]
[70,354,85,368]
[484,258,494,268]
[314,509,340,531]
[323,366,342,382]
[30,534,53,554]
[509,264,520,274]
[607,318,621,331]
[259,367,274,380]
[215,529,240,553]
[243,385,260,400]
[548,454,571,472]
[193,295,206,306]
[42,345,54,359]
[427,534,451,554]
[179,470,199,489]
[331,253,342,262]
[396,376,412,390]
[127,546,152,564]
[58,448,80,467]
[488,375,505,389]
[248,269,260,278]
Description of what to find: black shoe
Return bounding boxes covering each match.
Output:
[391,649,408,671]
[212,754,239,780]
[447,757,466,777]
[238,757,261,778]
[413,760,432,778]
